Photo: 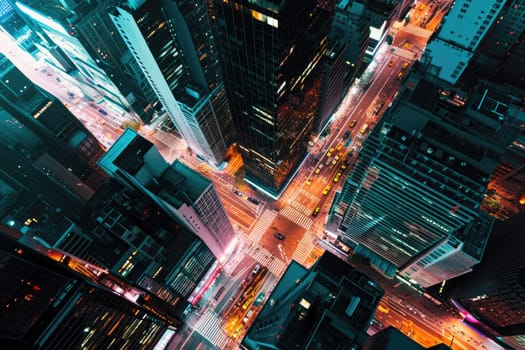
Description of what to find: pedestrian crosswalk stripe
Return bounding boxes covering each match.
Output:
[280,206,313,230]
[291,232,317,265]
[246,244,287,278]
[195,311,228,347]
[248,209,277,242]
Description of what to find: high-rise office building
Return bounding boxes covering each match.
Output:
[450,213,525,338]
[14,1,136,116]
[0,229,179,350]
[473,0,525,99]
[425,0,505,84]
[243,251,384,350]
[314,42,350,133]
[0,53,107,202]
[329,66,523,287]
[60,0,161,123]
[109,0,235,166]
[98,129,235,260]
[212,0,329,198]
[329,0,369,80]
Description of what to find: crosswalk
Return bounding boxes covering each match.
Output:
[248,209,277,242]
[291,232,316,265]
[195,311,229,349]
[392,47,417,60]
[246,243,287,278]
[280,206,313,230]
[404,24,432,38]
[290,200,313,216]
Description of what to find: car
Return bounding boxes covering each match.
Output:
[98,108,108,115]
[373,104,383,115]
[388,60,394,67]
[306,179,312,186]
[349,120,357,128]
[274,232,285,240]
[402,62,409,69]
[343,130,351,139]
[312,207,321,217]
[322,185,331,195]
[396,71,404,80]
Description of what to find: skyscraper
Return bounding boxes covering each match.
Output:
[329,65,523,287]
[328,0,370,79]
[98,129,235,260]
[212,0,329,198]
[15,0,136,114]
[0,229,178,350]
[243,251,384,349]
[450,213,525,338]
[0,53,107,202]
[109,0,236,166]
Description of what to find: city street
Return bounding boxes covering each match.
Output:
[0,1,509,349]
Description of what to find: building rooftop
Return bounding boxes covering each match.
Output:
[243,252,383,349]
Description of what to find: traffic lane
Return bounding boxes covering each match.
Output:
[216,185,259,217]
[378,295,482,350]
[261,215,306,260]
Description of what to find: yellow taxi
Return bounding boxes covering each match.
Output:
[322,185,331,195]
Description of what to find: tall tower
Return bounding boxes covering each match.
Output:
[0,229,178,350]
[14,1,136,115]
[109,0,235,166]
[98,129,236,260]
[329,67,523,287]
[212,0,328,198]
[0,53,107,202]
[450,213,525,338]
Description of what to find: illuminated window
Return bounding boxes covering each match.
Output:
[251,10,264,22]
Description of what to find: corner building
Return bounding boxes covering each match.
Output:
[212,0,328,198]
[330,66,523,287]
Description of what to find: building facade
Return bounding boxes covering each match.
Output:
[0,230,178,350]
[329,67,522,287]
[98,129,235,260]
[0,53,107,200]
[212,0,328,198]
[109,0,235,166]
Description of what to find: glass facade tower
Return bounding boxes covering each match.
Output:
[212,0,328,198]
[330,69,521,287]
